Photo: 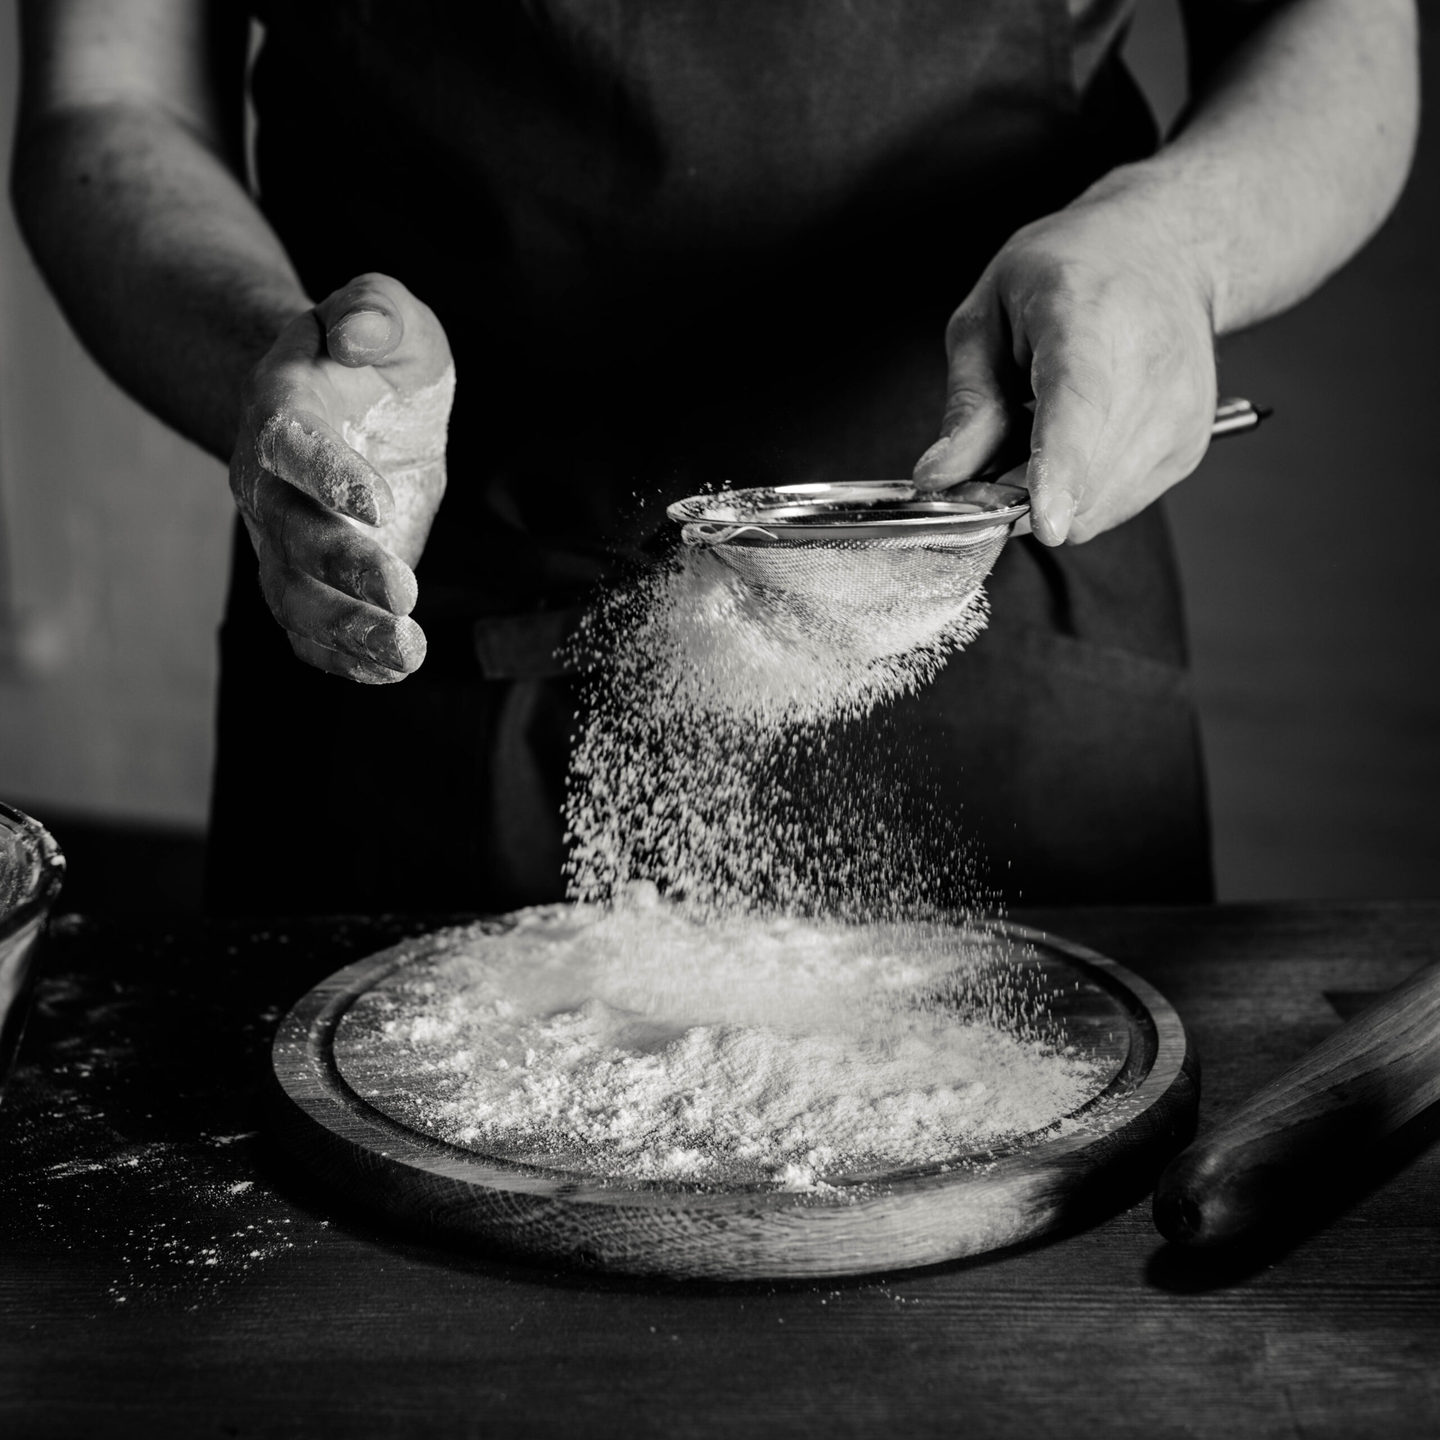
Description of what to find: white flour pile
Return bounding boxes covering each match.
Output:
[338,899,1100,1189]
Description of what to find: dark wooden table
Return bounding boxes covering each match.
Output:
[2,903,1437,1439]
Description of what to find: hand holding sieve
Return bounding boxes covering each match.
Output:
[665,399,1268,659]
[668,397,1267,549]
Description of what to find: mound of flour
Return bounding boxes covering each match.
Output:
[337,900,1098,1189]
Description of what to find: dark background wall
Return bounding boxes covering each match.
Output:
[1127,3,1440,900]
[0,1,1435,909]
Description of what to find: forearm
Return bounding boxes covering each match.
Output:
[11,101,309,462]
[1080,0,1418,335]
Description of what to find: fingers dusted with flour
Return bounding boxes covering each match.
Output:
[238,465,419,613]
[233,441,424,683]
[229,274,455,682]
[257,563,427,684]
[246,388,397,527]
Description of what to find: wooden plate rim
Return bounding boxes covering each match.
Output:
[271,918,1191,1215]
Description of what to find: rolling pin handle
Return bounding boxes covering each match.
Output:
[1153,957,1440,1247]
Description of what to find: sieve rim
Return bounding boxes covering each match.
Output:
[667,480,1029,544]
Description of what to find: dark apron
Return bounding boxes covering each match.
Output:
[208,0,1211,913]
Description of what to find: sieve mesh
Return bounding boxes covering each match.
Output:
[705,525,1011,659]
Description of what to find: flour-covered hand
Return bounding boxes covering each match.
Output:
[912,191,1218,546]
[229,273,456,682]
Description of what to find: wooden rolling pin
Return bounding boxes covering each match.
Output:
[1153,956,1440,1246]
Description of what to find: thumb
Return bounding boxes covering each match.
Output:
[315,274,407,368]
[912,306,1016,490]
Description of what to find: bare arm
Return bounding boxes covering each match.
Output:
[11,0,304,459]
[1135,0,1418,334]
[914,0,1419,544]
[11,0,454,682]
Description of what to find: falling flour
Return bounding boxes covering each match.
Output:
[369,523,1076,1191]
[336,899,1101,1189]
[562,545,995,918]
[579,544,992,725]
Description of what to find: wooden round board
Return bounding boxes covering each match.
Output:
[270,920,1197,1280]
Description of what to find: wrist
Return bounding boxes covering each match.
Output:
[1066,160,1228,336]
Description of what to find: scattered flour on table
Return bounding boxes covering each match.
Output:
[26,1129,316,1309]
[338,900,1099,1189]
[10,959,322,1310]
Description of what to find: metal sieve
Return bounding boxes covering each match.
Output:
[668,479,1021,657]
[665,399,1267,657]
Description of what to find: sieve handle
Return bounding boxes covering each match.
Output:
[1210,396,1272,437]
[951,396,1269,496]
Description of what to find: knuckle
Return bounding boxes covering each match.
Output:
[324,603,373,657]
[273,493,305,560]
[311,539,355,594]
[323,532,379,600]
[248,471,290,539]
[1033,352,1111,416]
[941,382,995,415]
[940,386,999,436]
[943,303,987,354]
[332,272,405,319]
[255,408,291,472]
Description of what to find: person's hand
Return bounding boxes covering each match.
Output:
[230,273,456,682]
[912,191,1218,545]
